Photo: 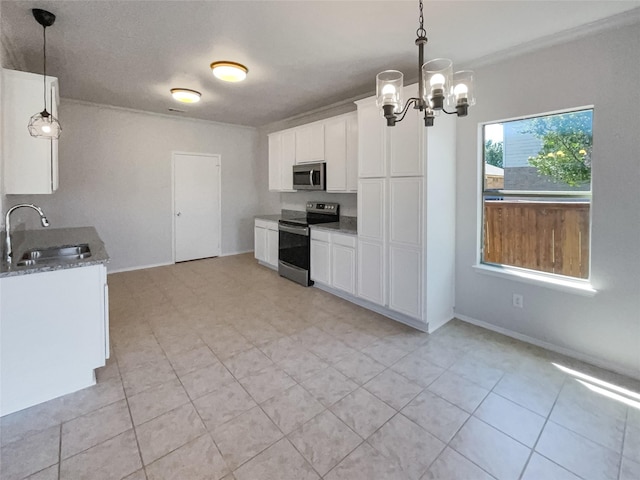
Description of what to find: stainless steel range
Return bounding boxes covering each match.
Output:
[278,202,339,286]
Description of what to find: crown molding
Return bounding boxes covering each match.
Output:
[466,7,640,70]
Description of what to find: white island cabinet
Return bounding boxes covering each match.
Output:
[1,263,109,416]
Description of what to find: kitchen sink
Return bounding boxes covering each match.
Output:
[16,243,92,267]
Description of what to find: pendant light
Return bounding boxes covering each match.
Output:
[376,0,476,127]
[28,9,61,139]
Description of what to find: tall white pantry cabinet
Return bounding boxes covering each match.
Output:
[355,85,456,332]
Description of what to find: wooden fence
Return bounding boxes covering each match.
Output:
[483,200,590,279]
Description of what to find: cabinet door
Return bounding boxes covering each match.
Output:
[332,244,356,295]
[2,69,57,194]
[357,100,385,178]
[390,101,422,177]
[310,239,331,284]
[358,178,385,241]
[254,226,267,262]
[266,227,279,267]
[268,133,282,191]
[389,177,422,247]
[296,123,325,163]
[346,113,358,191]
[357,239,385,305]
[325,117,347,192]
[280,131,296,191]
[388,245,422,319]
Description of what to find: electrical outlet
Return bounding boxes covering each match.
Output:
[513,294,524,308]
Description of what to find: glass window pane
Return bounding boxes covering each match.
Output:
[481,109,592,280]
[484,110,592,193]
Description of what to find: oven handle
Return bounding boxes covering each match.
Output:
[279,223,309,236]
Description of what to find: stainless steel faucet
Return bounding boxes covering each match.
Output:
[4,204,50,263]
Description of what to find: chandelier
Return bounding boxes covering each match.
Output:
[376,0,475,127]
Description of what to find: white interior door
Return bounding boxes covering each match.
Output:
[173,153,221,262]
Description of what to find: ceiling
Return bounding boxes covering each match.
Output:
[2,1,639,127]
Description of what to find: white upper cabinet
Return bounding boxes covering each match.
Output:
[325,112,358,193]
[325,116,347,192]
[281,131,296,191]
[3,69,59,194]
[268,132,296,192]
[390,107,422,177]
[268,112,357,193]
[356,98,385,178]
[295,122,325,163]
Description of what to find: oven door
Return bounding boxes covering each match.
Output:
[293,163,325,190]
[278,222,312,286]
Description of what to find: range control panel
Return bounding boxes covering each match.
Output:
[306,202,339,216]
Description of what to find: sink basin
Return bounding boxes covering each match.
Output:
[16,243,92,267]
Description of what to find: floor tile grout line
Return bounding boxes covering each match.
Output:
[57,423,62,479]
[515,372,570,480]
[616,406,630,480]
[114,354,149,480]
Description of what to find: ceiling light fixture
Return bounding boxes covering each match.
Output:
[170,88,201,103]
[376,0,476,127]
[210,61,248,83]
[28,9,61,139]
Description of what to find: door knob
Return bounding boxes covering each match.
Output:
[176,212,182,216]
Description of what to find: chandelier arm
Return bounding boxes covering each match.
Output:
[442,108,459,115]
[395,98,420,123]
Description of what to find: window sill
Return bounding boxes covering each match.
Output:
[472,264,597,297]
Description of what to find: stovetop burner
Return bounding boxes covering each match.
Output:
[278,202,339,227]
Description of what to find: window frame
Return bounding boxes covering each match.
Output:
[475,106,596,293]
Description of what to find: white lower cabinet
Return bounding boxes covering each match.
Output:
[0,264,109,415]
[357,239,385,305]
[311,230,357,295]
[254,219,279,269]
[388,245,422,318]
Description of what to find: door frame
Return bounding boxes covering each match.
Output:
[171,151,222,263]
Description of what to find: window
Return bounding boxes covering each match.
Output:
[481,109,593,280]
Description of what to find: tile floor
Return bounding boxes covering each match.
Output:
[1,253,639,480]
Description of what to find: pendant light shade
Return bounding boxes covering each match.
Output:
[28,110,61,138]
[29,9,61,139]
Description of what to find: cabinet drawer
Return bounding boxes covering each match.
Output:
[332,233,356,248]
[311,229,330,242]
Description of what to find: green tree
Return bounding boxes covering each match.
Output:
[523,111,592,187]
[484,140,503,168]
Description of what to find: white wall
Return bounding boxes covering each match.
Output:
[455,22,640,376]
[6,100,263,271]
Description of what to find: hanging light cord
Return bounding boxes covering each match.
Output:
[42,24,47,112]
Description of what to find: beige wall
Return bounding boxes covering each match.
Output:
[6,100,263,271]
[454,22,640,376]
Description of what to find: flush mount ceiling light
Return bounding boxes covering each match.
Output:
[210,61,248,82]
[170,88,201,103]
[28,8,61,139]
[376,0,476,127]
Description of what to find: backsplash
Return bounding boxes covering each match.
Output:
[280,191,357,216]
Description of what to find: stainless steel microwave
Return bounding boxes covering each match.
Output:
[293,162,326,190]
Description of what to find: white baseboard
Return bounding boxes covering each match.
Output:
[221,249,253,257]
[107,262,174,274]
[455,313,640,381]
[313,283,429,333]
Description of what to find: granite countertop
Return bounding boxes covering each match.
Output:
[310,216,357,235]
[255,211,357,235]
[0,226,110,278]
